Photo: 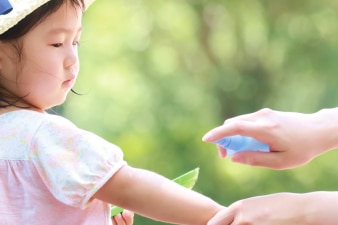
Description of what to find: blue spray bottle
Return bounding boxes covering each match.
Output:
[214,135,270,157]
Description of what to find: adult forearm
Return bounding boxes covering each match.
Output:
[303,191,338,224]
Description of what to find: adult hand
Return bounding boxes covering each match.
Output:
[208,192,338,225]
[203,108,338,169]
[112,210,134,225]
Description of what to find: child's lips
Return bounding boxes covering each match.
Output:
[63,77,75,87]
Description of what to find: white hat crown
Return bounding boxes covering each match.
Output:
[0,0,95,35]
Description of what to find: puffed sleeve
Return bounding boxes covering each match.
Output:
[30,115,126,209]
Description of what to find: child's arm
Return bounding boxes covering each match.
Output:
[94,165,224,225]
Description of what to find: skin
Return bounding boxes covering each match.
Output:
[0,2,224,224]
[112,211,134,225]
[208,192,338,225]
[0,4,81,111]
[0,2,133,224]
[202,108,338,170]
[203,108,338,224]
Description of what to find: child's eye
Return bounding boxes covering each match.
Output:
[52,43,63,48]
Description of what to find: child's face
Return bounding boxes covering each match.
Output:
[0,2,83,111]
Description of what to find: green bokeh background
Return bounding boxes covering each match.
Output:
[58,0,338,224]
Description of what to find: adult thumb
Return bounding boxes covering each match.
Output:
[207,208,234,225]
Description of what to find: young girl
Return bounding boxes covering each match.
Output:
[0,0,225,224]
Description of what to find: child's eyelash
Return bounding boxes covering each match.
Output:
[73,41,80,46]
[52,43,63,47]
[51,41,80,48]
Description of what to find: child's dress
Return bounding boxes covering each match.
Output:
[0,110,126,225]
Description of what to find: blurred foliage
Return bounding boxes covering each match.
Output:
[59,0,338,224]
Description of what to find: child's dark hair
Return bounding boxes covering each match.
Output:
[0,0,85,108]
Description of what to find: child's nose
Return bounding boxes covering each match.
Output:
[64,45,79,69]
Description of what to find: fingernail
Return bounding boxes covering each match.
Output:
[218,149,227,158]
[202,131,214,141]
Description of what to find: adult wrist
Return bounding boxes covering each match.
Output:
[313,108,338,152]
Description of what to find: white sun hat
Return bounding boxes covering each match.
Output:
[0,0,95,35]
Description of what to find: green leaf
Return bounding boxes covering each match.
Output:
[171,167,200,189]
[110,206,124,217]
[110,167,200,217]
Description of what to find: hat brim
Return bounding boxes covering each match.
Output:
[0,0,95,35]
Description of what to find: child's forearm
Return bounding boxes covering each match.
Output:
[95,165,223,225]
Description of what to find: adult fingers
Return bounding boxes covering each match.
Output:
[217,145,227,158]
[121,210,134,225]
[224,108,274,125]
[112,213,126,225]
[231,151,290,170]
[203,120,272,143]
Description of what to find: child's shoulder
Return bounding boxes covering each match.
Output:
[2,109,67,120]
[1,109,76,131]
[0,110,77,160]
